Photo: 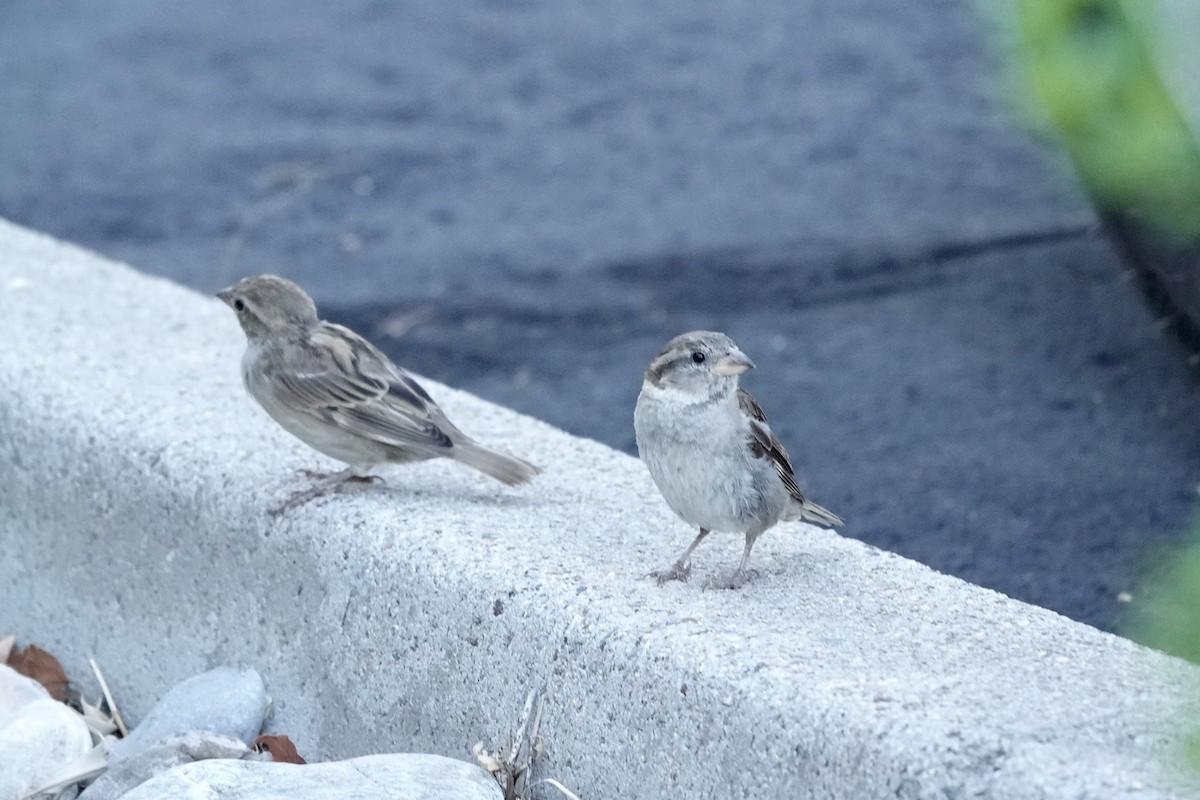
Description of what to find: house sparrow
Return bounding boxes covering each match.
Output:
[634,331,843,589]
[218,275,539,515]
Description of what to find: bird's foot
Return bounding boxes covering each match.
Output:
[299,468,330,480]
[703,568,761,591]
[299,469,383,485]
[648,560,692,585]
[272,470,383,517]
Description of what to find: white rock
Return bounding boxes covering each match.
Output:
[108,667,267,762]
[0,698,92,799]
[0,664,51,728]
[79,731,249,800]
[119,753,503,800]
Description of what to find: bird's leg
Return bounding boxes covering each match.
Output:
[272,468,382,517]
[299,468,383,485]
[649,528,710,584]
[704,532,762,590]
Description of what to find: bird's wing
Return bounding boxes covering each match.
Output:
[737,387,808,504]
[270,323,454,451]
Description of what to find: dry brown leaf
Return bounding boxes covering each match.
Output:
[253,734,307,764]
[8,644,69,702]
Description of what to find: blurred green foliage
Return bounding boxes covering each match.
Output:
[1130,526,1200,665]
[1123,520,1200,769]
[1015,0,1200,775]
[1015,0,1200,237]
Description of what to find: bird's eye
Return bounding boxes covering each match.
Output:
[233,299,246,312]
[691,351,706,364]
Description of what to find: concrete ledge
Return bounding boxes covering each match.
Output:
[1,217,1198,798]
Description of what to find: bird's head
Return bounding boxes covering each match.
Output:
[217,274,319,340]
[644,330,755,399]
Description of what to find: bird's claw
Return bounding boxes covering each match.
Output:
[270,487,323,518]
[271,471,383,516]
[648,561,692,585]
[703,568,760,591]
[299,468,333,480]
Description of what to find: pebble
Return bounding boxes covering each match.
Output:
[0,697,92,799]
[80,730,249,800]
[118,753,502,800]
[0,663,52,727]
[108,666,267,762]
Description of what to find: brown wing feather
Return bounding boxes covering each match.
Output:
[270,323,458,452]
[737,387,809,504]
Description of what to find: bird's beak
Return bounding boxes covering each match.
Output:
[216,288,234,307]
[714,348,755,376]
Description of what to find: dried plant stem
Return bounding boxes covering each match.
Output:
[89,657,128,737]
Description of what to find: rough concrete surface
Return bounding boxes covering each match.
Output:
[3,222,1200,798]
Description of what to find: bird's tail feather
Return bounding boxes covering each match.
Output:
[453,441,541,486]
[795,499,843,528]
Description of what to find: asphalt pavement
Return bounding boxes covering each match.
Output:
[2,0,1198,632]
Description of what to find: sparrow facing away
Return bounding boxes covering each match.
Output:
[634,330,843,589]
[218,275,539,515]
